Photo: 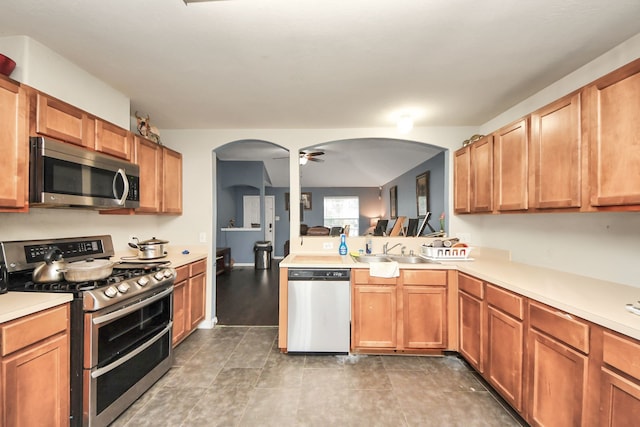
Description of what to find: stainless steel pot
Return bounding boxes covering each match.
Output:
[33,248,66,283]
[128,237,168,260]
[58,259,115,282]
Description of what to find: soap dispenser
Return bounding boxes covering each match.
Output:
[339,233,348,255]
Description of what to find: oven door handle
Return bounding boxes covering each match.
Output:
[92,286,173,326]
[91,322,172,379]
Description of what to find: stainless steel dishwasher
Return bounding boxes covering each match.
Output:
[287,268,351,353]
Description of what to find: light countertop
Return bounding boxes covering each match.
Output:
[0,292,73,324]
[281,249,640,341]
[113,245,208,268]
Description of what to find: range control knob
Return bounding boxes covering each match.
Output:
[154,271,165,281]
[137,276,150,287]
[104,286,118,298]
[163,269,173,279]
[117,283,130,294]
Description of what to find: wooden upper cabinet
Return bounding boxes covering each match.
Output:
[454,146,471,213]
[494,119,528,211]
[0,77,28,211]
[162,146,183,214]
[587,59,640,208]
[95,118,132,160]
[470,135,494,212]
[530,93,582,209]
[35,92,93,148]
[135,136,162,213]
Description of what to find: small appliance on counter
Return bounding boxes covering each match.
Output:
[0,235,175,426]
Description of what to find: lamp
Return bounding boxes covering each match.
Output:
[397,114,413,134]
[299,156,308,165]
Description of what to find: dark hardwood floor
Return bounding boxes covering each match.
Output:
[215,260,280,326]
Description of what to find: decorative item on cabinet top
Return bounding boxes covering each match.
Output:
[462,134,484,147]
[0,53,16,77]
[135,111,161,144]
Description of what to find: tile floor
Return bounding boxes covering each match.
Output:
[112,326,525,427]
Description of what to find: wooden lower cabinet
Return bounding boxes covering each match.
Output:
[458,273,484,372]
[1,304,70,427]
[351,269,447,353]
[172,258,207,347]
[486,285,524,413]
[600,330,640,426]
[527,301,590,427]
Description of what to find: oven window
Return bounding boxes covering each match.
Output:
[96,331,170,414]
[97,295,171,367]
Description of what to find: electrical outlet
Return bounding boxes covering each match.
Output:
[323,242,334,250]
[199,232,207,243]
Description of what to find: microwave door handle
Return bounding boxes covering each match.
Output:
[113,168,129,206]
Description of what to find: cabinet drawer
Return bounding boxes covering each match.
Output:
[175,265,189,283]
[1,304,68,356]
[529,301,589,354]
[353,269,397,285]
[190,259,207,276]
[402,269,446,286]
[603,331,640,380]
[486,284,523,320]
[458,273,484,298]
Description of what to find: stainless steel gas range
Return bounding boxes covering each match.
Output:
[0,235,175,427]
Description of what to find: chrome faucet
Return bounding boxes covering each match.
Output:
[383,242,405,255]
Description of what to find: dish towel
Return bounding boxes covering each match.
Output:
[369,261,400,278]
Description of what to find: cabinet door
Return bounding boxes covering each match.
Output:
[487,305,524,413]
[600,368,640,427]
[0,78,28,211]
[454,146,471,213]
[587,60,640,207]
[135,136,162,213]
[188,273,206,330]
[352,285,397,349]
[161,147,182,214]
[470,135,494,212]
[530,93,582,209]
[2,333,69,427]
[528,330,588,427]
[494,119,528,211]
[35,92,92,148]
[172,280,187,347]
[403,286,446,349]
[459,290,484,372]
[95,118,132,160]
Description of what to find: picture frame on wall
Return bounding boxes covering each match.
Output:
[390,185,398,219]
[285,192,313,210]
[416,171,430,217]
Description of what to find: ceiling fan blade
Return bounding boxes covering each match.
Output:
[302,151,325,157]
[307,157,325,162]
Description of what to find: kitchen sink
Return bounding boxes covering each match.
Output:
[352,255,393,263]
[387,255,439,264]
[352,254,438,264]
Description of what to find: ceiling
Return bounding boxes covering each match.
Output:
[1,1,639,187]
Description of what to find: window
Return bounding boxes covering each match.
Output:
[324,196,359,236]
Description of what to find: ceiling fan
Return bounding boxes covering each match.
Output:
[273,150,325,165]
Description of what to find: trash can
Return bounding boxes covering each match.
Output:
[254,241,273,270]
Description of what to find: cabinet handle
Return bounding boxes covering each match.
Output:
[555,311,573,320]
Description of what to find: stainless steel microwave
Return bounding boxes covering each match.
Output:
[29,136,140,209]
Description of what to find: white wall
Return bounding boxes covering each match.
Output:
[0,36,130,128]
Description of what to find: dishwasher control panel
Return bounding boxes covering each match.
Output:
[288,269,351,280]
